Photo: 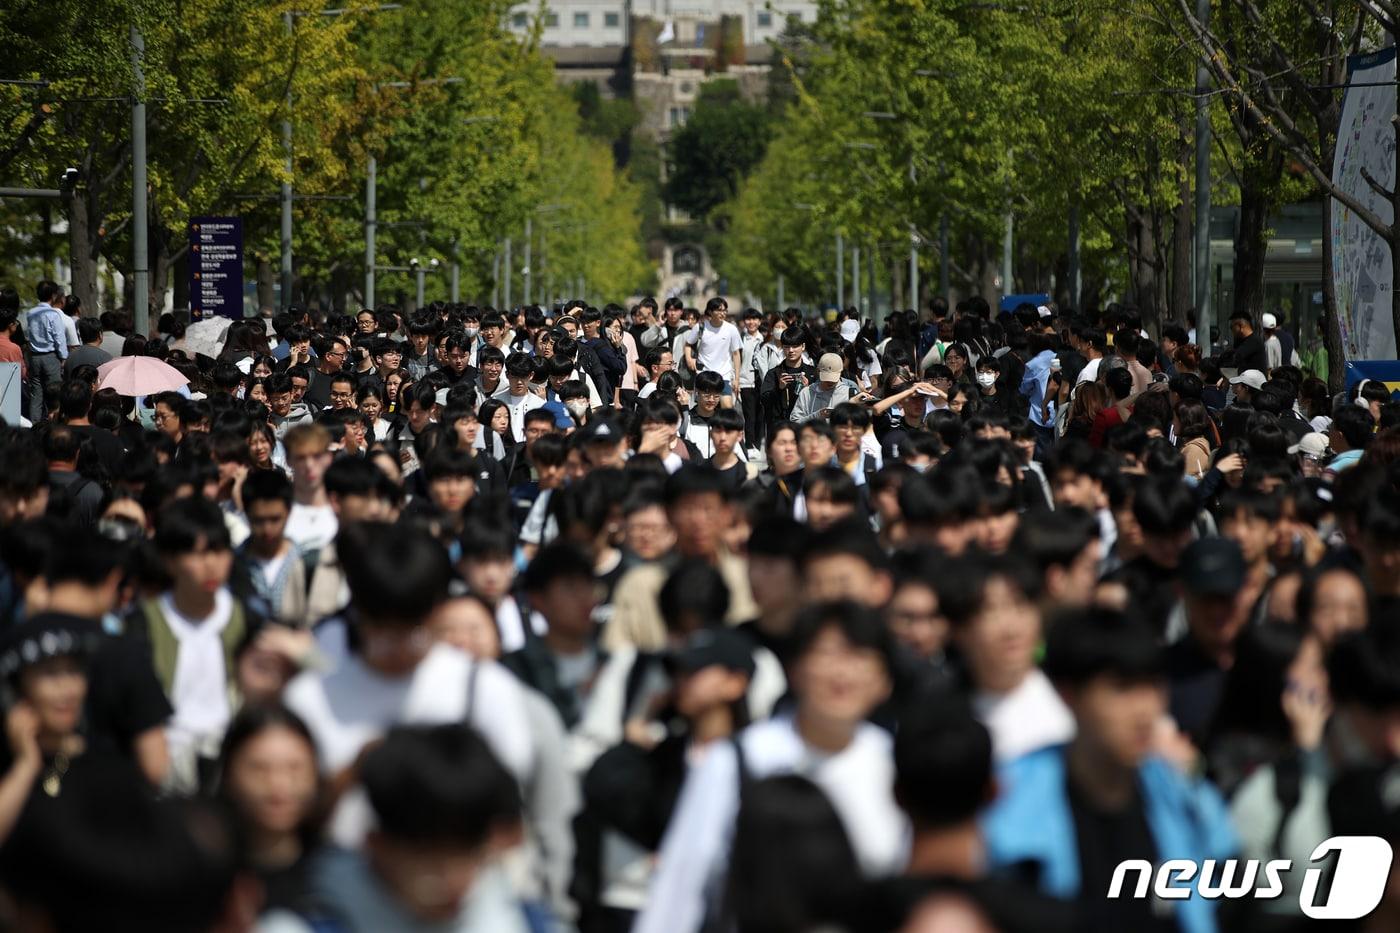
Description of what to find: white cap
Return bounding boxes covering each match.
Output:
[839,319,860,343]
[1036,304,1052,318]
[1229,369,1266,390]
[1287,432,1328,457]
[1262,312,1278,329]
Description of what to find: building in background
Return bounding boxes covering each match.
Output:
[508,2,816,302]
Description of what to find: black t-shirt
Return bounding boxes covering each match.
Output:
[1165,636,1228,746]
[709,457,747,491]
[1067,779,1176,933]
[68,424,125,475]
[302,368,337,410]
[1232,333,1268,373]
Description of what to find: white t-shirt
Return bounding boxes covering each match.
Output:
[634,715,907,933]
[1077,356,1102,385]
[285,636,535,846]
[285,502,338,554]
[684,319,743,381]
[161,589,235,757]
[971,667,1076,763]
[61,313,79,349]
[493,387,545,443]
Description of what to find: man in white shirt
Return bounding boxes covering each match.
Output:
[1076,327,1108,385]
[942,552,1074,762]
[284,521,534,847]
[282,422,338,554]
[634,602,907,933]
[494,351,545,443]
[682,297,743,398]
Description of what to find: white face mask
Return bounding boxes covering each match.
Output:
[565,400,589,417]
[464,326,480,340]
[976,372,997,388]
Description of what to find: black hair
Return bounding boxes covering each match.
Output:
[722,775,863,933]
[1329,625,1400,710]
[663,464,727,508]
[361,724,517,847]
[937,550,1041,627]
[827,402,871,430]
[899,464,983,528]
[338,521,451,624]
[154,496,232,554]
[520,541,594,594]
[708,407,744,433]
[324,456,384,499]
[748,515,809,562]
[240,468,294,512]
[802,517,887,571]
[1207,623,1308,746]
[42,522,127,587]
[1133,476,1197,536]
[423,446,478,482]
[803,465,860,507]
[529,433,569,468]
[1012,507,1098,576]
[1042,606,1165,686]
[1332,405,1376,451]
[798,418,835,443]
[458,514,517,562]
[894,701,993,828]
[659,561,730,633]
[789,600,895,675]
[694,370,725,394]
[1105,366,1133,401]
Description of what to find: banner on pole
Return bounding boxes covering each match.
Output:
[1330,48,1397,362]
[188,217,244,320]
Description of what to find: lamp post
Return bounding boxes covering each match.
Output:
[130,26,149,333]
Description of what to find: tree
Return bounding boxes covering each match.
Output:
[663,81,773,221]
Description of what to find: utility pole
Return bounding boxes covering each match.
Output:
[364,155,376,308]
[503,238,512,308]
[851,244,860,312]
[1002,210,1014,302]
[777,274,785,310]
[835,232,844,309]
[1194,0,1212,345]
[130,26,149,333]
[523,217,532,306]
[280,11,294,308]
[1068,202,1081,307]
[908,160,919,313]
[939,212,950,304]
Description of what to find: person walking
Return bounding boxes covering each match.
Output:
[24,281,67,423]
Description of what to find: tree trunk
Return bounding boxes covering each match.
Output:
[65,190,99,314]
[1319,196,1345,393]
[173,251,189,311]
[152,248,171,317]
[1234,180,1270,321]
[256,257,275,311]
[1171,136,1193,324]
[891,255,905,313]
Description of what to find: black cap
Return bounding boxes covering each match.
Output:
[577,416,623,445]
[0,613,101,682]
[1180,538,1246,596]
[669,628,756,678]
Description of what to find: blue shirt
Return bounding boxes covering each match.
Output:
[1020,349,1056,428]
[25,303,67,358]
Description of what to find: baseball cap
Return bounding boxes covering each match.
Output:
[1180,538,1246,597]
[839,319,860,343]
[1287,432,1329,458]
[818,352,843,380]
[1261,313,1278,329]
[1036,304,1053,319]
[1229,369,1266,391]
[577,417,622,445]
[668,628,756,678]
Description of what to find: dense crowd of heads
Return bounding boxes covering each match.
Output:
[0,282,1398,932]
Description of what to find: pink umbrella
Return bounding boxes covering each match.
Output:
[96,356,189,397]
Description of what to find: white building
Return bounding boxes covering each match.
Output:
[507,1,819,48]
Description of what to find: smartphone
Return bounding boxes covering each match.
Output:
[1050,357,1062,372]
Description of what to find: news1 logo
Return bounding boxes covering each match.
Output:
[1108,836,1393,920]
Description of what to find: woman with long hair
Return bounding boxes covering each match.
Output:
[1175,398,1213,480]
[1062,381,1110,442]
[218,704,327,918]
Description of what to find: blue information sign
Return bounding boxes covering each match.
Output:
[188,217,244,320]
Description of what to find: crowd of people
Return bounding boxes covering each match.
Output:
[0,279,1399,933]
